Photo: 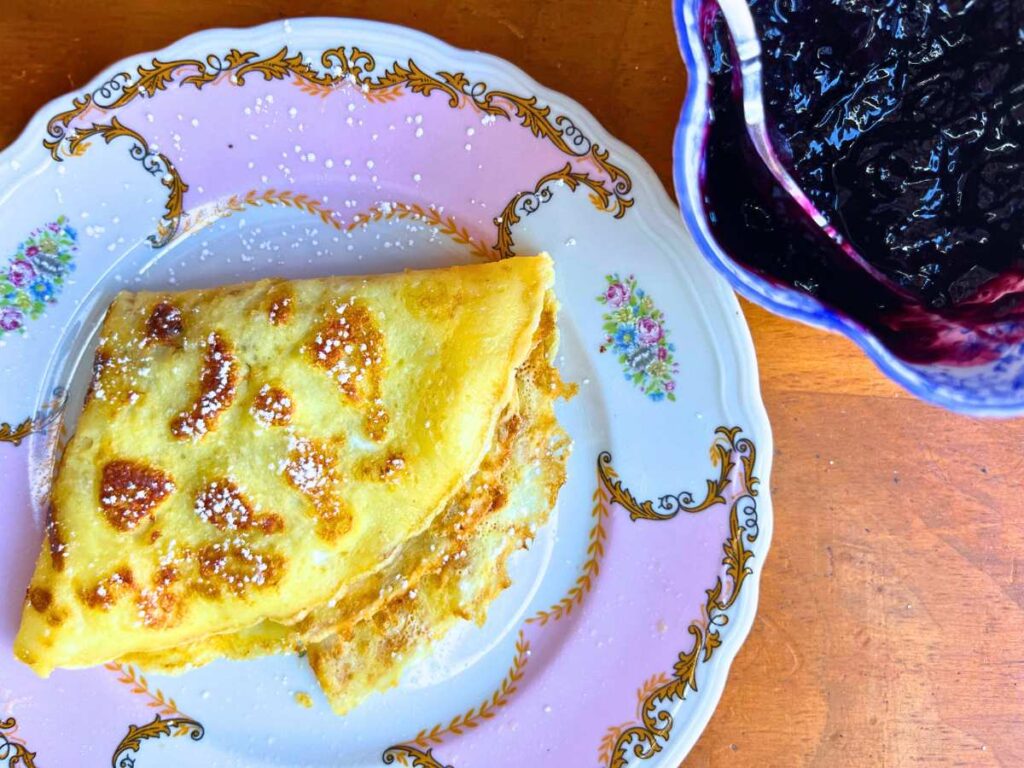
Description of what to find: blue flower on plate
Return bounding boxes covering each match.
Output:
[612,323,638,353]
[29,279,54,301]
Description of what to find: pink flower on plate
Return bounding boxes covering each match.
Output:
[665,380,676,392]
[0,307,24,332]
[8,259,36,287]
[605,282,630,308]
[24,245,39,257]
[657,346,668,361]
[637,316,663,345]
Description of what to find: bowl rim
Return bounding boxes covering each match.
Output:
[671,0,1024,418]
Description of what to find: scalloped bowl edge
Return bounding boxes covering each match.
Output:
[671,0,1024,418]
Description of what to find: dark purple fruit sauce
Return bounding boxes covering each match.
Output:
[700,0,1024,364]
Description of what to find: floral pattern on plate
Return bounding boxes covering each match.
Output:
[598,273,678,401]
[0,217,77,336]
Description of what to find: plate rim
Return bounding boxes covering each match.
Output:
[0,16,774,767]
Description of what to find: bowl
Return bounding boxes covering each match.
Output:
[672,0,1024,417]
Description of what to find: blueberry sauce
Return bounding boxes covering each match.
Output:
[700,0,1024,364]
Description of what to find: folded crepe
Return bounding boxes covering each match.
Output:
[121,293,570,712]
[15,255,572,712]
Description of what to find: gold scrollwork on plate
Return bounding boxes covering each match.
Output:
[597,426,759,767]
[527,457,611,626]
[1,395,65,448]
[60,117,187,247]
[177,188,344,237]
[597,673,670,766]
[105,663,205,765]
[381,745,451,768]
[0,718,37,768]
[105,662,195,727]
[346,202,495,261]
[599,425,755,521]
[110,714,204,768]
[0,417,34,448]
[177,192,494,261]
[45,45,626,164]
[382,631,530,765]
[495,161,631,258]
[43,45,634,255]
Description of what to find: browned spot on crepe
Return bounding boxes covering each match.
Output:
[283,437,352,542]
[26,586,52,613]
[99,460,175,532]
[357,450,407,482]
[307,299,388,441]
[136,570,183,629]
[195,539,284,598]
[78,567,135,610]
[170,331,238,440]
[86,347,141,406]
[46,509,67,571]
[250,384,293,427]
[145,300,184,345]
[193,478,284,534]
[267,284,294,326]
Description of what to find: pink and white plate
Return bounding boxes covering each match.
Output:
[0,18,772,767]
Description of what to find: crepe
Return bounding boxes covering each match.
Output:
[121,295,571,714]
[15,255,563,680]
[308,309,569,712]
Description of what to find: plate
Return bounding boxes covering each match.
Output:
[0,18,772,768]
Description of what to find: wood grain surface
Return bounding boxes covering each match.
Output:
[2,1,1020,765]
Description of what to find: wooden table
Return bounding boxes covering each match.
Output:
[3,1,1020,765]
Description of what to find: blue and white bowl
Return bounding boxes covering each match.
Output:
[672,0,1024,417]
